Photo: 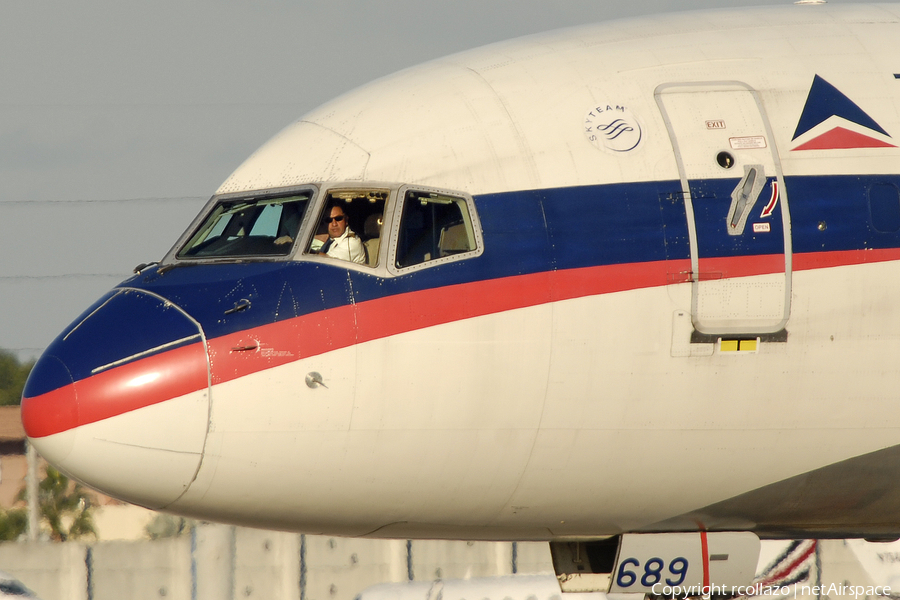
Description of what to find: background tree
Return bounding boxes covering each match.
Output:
[144,513,195,540]
[17,466,97,542]
[0,349,34,406]
[0,506,27,541]
[0,348,34,539]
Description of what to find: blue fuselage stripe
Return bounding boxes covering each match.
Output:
[27,174,900,396]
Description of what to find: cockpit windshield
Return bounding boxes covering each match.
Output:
[177,192,312,259]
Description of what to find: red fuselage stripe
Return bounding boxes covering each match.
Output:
[22,248,900,437]
[22,344,208,439]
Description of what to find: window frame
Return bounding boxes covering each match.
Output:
[386,185,484,275]
[162,184,320,266]
[301,186,393,269]
[160,182,484,275]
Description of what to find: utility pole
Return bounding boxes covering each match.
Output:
[26,440,39,541]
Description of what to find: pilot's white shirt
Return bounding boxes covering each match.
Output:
[326,228,367,264]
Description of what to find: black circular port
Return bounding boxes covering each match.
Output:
[717,151,735,169]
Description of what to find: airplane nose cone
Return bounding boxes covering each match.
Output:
[21,288,210,509]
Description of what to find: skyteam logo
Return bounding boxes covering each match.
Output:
[792,75,895,150]
[584,104,644,153]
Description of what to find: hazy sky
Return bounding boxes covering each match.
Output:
[0,0,879,359]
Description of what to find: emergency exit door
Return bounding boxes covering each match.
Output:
[656,82,791,335]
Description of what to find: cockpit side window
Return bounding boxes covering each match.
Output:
[306,189,388,267]
[177,192,311,259]
[394,190,478,269]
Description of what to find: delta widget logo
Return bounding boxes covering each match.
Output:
[791,75,895,150]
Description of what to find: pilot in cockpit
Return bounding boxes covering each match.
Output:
[311,205,367,264]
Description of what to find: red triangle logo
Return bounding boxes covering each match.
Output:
[793,126,896,150]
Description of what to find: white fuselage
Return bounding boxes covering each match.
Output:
[21,3,900,541]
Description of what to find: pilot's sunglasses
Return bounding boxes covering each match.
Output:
[326,215,345,223]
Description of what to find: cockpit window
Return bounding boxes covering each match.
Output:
[306,189,388,266]
[177,192,312,259]
[394,190,477,269]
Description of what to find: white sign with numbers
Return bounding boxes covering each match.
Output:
[609,532,760,595]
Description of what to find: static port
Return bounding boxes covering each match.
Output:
[717,151,735,169]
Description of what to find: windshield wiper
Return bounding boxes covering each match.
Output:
[133,261,159,274]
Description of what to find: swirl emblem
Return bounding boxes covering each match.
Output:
[584,105,643,153]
